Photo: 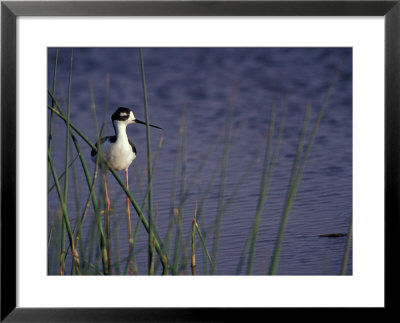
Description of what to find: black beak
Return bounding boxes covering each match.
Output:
[135,119,163,130]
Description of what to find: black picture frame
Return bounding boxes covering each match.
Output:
[1,0,399,321]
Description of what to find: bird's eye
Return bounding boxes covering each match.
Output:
[120,112,129,119]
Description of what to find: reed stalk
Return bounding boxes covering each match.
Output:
[340,216,353,275]
[48,49,58,154]
[139,48,156,275]
[268,103,310,275]
[89,81,112,274]
[48,101,96,150]
[235,95,289,275]
[165,112,183,266]
[191,203,197,275]
[48,96,109,274]
[59,215,66,275]
[70,134,108,274]
[49,96,167,273]
[48,155,80,194]
[63,49,73,205]
[175,125,225,274]
[196,121,245,231]
[211,81,237,274]
[246,104,276,274]
[172,104,188,274]
[62,49,77,273]
[48,150,81,274]
[108,164,170,273]
[194,219,214,272]
[269,65,341,275]
[74,155,99,263]
[50,100,170,273]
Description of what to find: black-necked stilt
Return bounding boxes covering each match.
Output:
[91,106,162,274]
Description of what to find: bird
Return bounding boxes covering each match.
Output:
[91,106,162,273]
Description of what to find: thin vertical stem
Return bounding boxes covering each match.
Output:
[268,103,310,275]
[48,48,59,153]
[48,103,169,274]
[211,80,237,274]
[269,64,340,275]
[172,104,188,274]
[103,174,112,274]
[49,93,108,275]
[89,81,111,274]
[341,216,353,275]
[194,221,213,271]
[59,216,66,275]
[48,150,81,275]
[63,48,74,272]
[63,49,73,202]
[246,104,276,275]
[191,202,198,275]
[139,48,155,275]
[126,169,134,275]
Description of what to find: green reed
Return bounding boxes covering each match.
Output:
[49,101,170,274]
[269,64,341,275]
[246,104,277,274]
[172,104,188,274]
[48,93,109,274]
[48,149,81,274]
[341,216,353,275]
[191,203,197,275]
[48,48,58,156]
[89,81,112,273]
[139,48,155,275]
[210,81,237,274]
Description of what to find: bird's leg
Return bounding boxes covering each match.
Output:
[104,173,111,213]
[125,168,134,275]
[103,173,112,274]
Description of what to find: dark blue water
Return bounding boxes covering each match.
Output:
[48,48,352,275]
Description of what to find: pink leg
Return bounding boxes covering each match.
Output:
[104,173,112,274]
[125,168,133,275]
[104,173,111,213]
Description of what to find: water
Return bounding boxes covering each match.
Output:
[48,48,352,275]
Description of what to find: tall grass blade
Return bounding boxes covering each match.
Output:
[269,65,341,275]
[59,214,66,275]
[89,81,113,274]
[139,48,156,275]
[211,80,238,274]
[48,103,97,151]
[49,89,170,274]
[195,221,214,271]
[48,94,109,274]
[341,216,352,275]
[236,94,289,275]
[48,48,59,153]
[191,202,197,275]
[268,103,310,275]
[48,150,81,274]
[62,49,75,272]
[246,104,276,275]
[172,104,188,274]
[48,155,80,194]
[165,109,183,264]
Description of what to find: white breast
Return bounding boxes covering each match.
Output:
[103,139,136,171]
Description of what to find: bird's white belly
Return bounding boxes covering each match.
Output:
[104,141,136,171]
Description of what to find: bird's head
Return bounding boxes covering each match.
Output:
[112,107,162,130]
[112,107,136,125]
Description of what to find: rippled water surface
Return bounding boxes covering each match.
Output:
[48,48,352,275]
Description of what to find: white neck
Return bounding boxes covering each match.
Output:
[113,121,129,142]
